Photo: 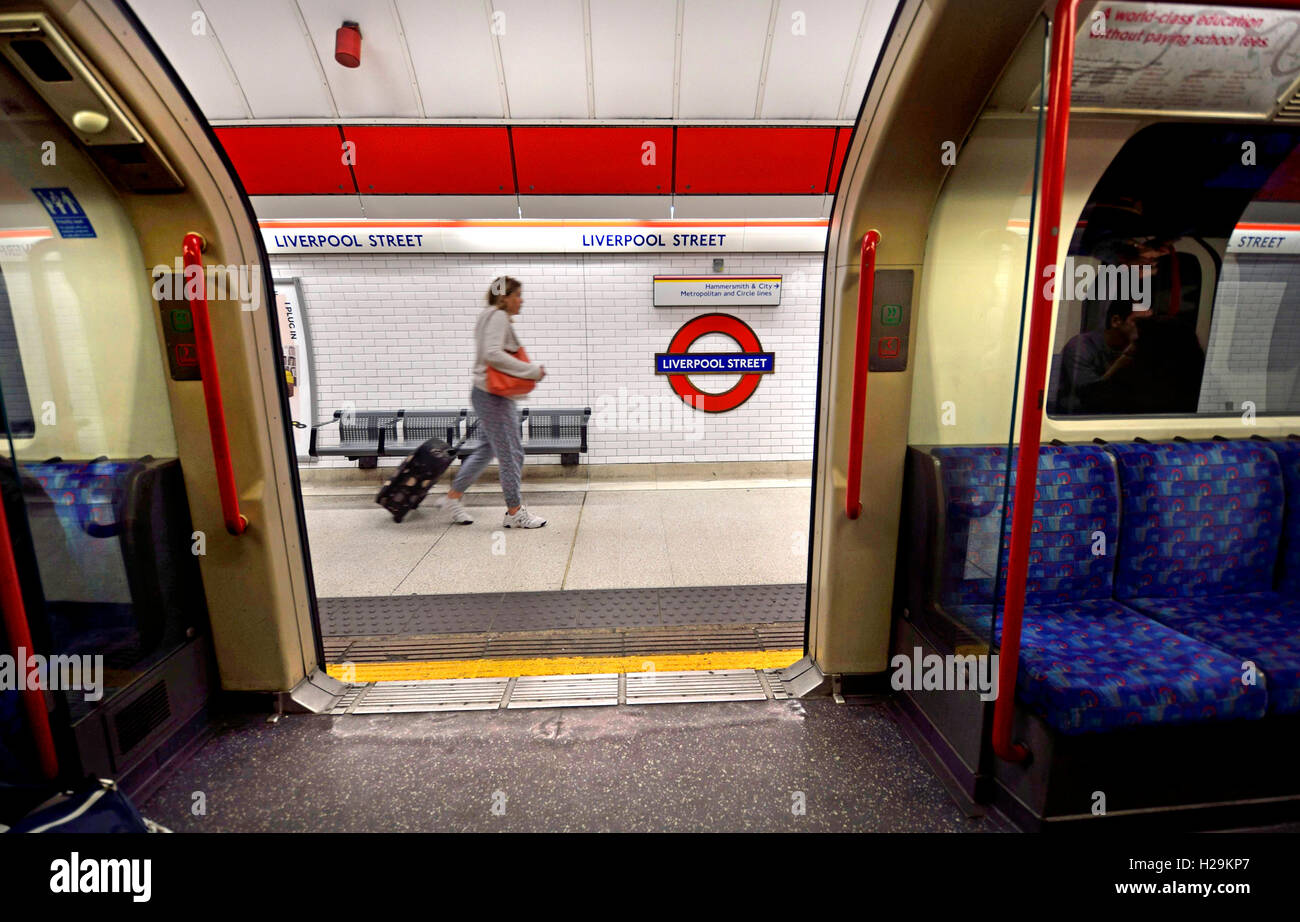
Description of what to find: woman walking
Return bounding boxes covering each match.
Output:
[436,277,548,528]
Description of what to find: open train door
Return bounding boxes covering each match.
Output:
[0,0,326,789]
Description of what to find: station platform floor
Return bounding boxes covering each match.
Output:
[137,697,997,833]
[302,470,814,673]
[302,480,811,597]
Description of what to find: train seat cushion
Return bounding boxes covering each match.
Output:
[1108,440,1283,599]
[1269,439,1300,596]
[22,460,136,534]
[931,444,1118,608]
[1124,592,1300,715]
[948,598,1267,734]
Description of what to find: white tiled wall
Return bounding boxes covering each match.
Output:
[1198,255,1300,415]
[275,252,822,465]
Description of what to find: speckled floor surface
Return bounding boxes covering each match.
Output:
[139,698,997,832]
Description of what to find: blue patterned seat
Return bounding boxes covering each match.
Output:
[933,445,1264,733]
[952,597,1266,733]
[1270,439,1300,596]
[1109,440,1299,715]
[1129,594,1300,715]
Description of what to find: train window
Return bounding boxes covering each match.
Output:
[0,271,35,438]
[1048,123,1300,418]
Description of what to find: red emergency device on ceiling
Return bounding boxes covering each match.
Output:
[335,21,361,68]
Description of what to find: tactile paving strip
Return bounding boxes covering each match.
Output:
[318,583,806,637]
[659,583,808,625]
[327,623,804,664]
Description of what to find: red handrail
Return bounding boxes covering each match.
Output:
[183,232,248,536]
[0,491,59,778]
[993,0,1300,763]
[846,229,880,519]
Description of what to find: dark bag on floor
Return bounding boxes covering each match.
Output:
[375,438,456,523]
[2,777,168,833]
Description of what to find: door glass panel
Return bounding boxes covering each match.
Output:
[906,16,1049,654]
[0,55,202,733]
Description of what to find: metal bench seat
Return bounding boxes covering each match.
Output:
[309,410,399,469]
[382,409,464,456]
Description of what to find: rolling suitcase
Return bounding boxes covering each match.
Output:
[375,437,459,523]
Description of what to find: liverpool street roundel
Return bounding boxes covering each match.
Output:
[654,313,775,413]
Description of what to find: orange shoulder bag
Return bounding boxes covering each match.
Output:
[485,346,536,397]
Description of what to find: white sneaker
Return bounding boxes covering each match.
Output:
[435,495,473,524]
[503,506,547,528]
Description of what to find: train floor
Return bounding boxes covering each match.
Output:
[136,697,1000,833]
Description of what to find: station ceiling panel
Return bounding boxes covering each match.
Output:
[761,0,872,119]
[172,0,337,119]
[128,0,896,122]
[394,0,505,118]
[495,0,590,119]
[677,0,771,120]
[297,0,422,118]
[588,0,677,119]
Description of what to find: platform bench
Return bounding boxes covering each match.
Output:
[311,407,591,467]
[308,410,400,470]
[457,407,591,467]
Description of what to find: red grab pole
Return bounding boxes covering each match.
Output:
[991,0,1300,763]
[992,0,1077,763]
[847,229,880,520]
[0,493,59,778]
[183,232,248,536]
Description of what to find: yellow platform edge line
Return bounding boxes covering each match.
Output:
[326,649,804,683]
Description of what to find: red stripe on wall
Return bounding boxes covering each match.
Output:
[215,125,845,198]
[512,126,673,194]
[827,127,852,194]
[214,126,356,195]
[675,126,837,195]
[343,126,515,194]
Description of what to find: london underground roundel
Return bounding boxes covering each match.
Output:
[655,313,775,412]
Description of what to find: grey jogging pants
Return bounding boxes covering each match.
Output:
[451,386,523,508]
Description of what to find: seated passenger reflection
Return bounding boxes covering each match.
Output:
[1057,301,1139,414]
[1056,235,1204,414]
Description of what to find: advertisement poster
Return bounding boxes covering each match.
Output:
[1072,3,1300,116]
[274,279,314,458]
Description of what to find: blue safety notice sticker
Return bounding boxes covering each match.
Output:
[30,187,96,238]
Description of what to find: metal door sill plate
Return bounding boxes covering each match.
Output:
[331,668,791,714]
